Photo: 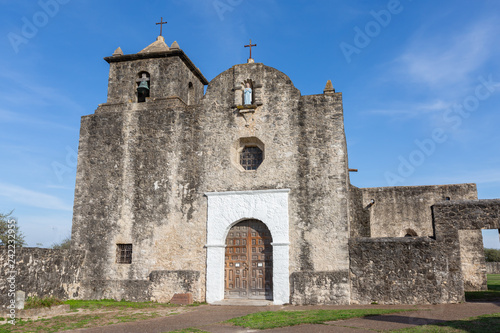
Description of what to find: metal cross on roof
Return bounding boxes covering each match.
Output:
[156,17,167,36]
[244,39,257,59]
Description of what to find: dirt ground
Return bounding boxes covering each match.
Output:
[59,301,500,333]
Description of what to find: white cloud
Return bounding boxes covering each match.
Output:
[397,20,498,91]
[364,99,452,118]
[406,169,500,189]
[0,108,76,131]
[0,67,85,114]
[0,183,73,211]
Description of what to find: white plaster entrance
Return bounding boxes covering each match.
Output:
[205,189,290,305]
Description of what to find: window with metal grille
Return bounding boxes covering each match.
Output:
[240,146,263,170]
[116,244,132,264]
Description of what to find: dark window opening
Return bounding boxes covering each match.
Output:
[240,146,263,170]
[116,244,132,264]
[445,197,451,201]
[188,82,194,105]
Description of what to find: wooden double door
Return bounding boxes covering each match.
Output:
[224,220,273,299]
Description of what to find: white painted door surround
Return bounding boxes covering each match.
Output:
[205,189,290,305]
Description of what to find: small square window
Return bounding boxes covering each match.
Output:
[116,244,132,264]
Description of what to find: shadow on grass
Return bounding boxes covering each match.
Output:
[391,313,500,332]
[363,314,446,326]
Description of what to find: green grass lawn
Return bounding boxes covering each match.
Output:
[64,299,179,310]
[465,274,500,301]
[226,308,411,329]
[393,313,500,332]
[486,274,500,291]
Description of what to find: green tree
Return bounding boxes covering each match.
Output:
[0,210,26,247]
[51,235,71,250]
[484,248,500,262]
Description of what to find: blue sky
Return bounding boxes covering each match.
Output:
[1,0,500,248]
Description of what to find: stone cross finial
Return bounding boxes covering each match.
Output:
[244,39,257,62]
[136,73,150,83]
[156,17,167,36]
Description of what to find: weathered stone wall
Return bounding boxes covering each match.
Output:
[71,98,208,301]
[149,270,201,303]
[290,271,350,305]
[0,247,85,307]
[486,262,500,274]
[361,184,477,237]
[354,184,481,291]
[349,185,370,238]
[80,280,151,302]
[350,199,500,304]
[458,230,487,290]
[432,200,500,290]
[432,199,500,230]
[349,237,465,304]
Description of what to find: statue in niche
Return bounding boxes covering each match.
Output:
[244,82,252,105]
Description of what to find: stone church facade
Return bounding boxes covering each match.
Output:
[67,35,492,305]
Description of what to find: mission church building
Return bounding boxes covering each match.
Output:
[69,31,493,305]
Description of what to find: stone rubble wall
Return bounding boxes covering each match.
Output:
[0,247,85,308]
[486,262,500,274]
[349,199,500,304]
[354,184,483,291]
[349,237,464,304]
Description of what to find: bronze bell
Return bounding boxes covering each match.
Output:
[137,80,149,94]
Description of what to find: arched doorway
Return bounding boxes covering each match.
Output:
[224,219,273,300]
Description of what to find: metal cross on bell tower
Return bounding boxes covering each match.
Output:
[156,17,167,36]
[244,39,257,63]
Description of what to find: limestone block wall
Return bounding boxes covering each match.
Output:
[360,184,477,237]
[0,247,85,308]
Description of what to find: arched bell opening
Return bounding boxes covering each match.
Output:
[136,71,150,103]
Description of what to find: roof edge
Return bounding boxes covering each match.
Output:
[104,49,208,85]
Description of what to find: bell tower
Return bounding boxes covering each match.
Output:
[103,36,208,105]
